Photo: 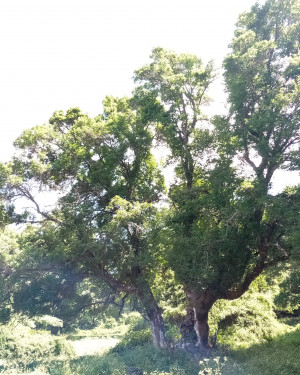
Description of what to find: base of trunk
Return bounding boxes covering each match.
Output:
[186,289,217,349]
[136,280,168,349]
[180,306,197,344]
[194,311,211,348]
[149,312,168,348]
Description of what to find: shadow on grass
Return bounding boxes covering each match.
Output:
[231,328,300,375]
[46,344,245,375]
[66,344,200,375]
[6,329,299,375]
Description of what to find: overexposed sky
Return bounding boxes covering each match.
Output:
[0,0,299,192]
[0,0,257,160]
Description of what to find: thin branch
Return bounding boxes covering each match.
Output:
[17,186,62,225]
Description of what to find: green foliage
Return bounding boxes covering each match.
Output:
[122,311,145,327]
[152,270,186,323]
[0,308,299,375]
[0,0,299,353]
[2,224,123,330]
[213,293,286,349]
[34,316,63,330]
[0,96,168,343]
[134,47,215,188]
[0,228,20,323]
[0,320,74,372]
[205,273,292,349]
[224,0,300,174]
[67,315,130,340]
[5,97,166,295]
[113,329,152,352]
[232,328,300,375]
[132,5,300,332]
[274,260,300,311]
[198,357,228,375]
[63,345,199,375]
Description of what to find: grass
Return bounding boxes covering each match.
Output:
[231,328,300,375]
[68,345,200,375]
[66,315,131,341]
[0,321,75,373]
[0,312,299,374]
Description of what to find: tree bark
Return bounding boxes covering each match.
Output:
[137,285,168,349]
[186,289,216,348]
[193,307,210,348]
[147,304,168,349]
[180,306,197,344]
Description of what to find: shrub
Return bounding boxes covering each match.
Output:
[232,326,300,375]
[103,316,118,329]
[208,276,290,349]
[122,311,143,326]
[113,328,152,353]
[0,320,74,372]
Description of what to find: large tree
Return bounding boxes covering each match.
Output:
[1,99,168,347]
[1,0,299,351]
[134,0,300,348]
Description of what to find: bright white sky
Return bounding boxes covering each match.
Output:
[0,0,299,192]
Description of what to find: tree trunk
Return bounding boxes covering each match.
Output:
[193,308,210,348]
[98,263,168,348]
[180,306,197,344]
[147,304,168,349]
[105,277,168,348]
[136,282,168,349]
[186,289,216,348]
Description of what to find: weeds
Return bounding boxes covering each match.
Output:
[0,312,299,374]
[231,327,300,375]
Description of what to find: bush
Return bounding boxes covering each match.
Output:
[113,329,152,353]
[122,311,143,326]
[212,295,286,349]
[103,316,118,329]
[34,315,63,331]
[232,326,300,375]
[125,313,149,332]
[0,321,74,372]
[208,276,290,349]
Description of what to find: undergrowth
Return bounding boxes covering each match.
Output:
[0,319,74,374]
[0,308,299,374]
[231,327,300,375]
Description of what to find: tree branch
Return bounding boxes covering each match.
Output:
[17,185,62,225]
[96,263,139,295]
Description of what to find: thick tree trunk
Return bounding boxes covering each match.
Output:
[193,307,210,348]
[147,304,168,348]
[136,281,168,349]
[180,306,197,344]
[186,289,216,348]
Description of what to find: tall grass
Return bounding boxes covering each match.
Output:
[231,328,300,375]
[0,319,74,374]
[0,311,299,374]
